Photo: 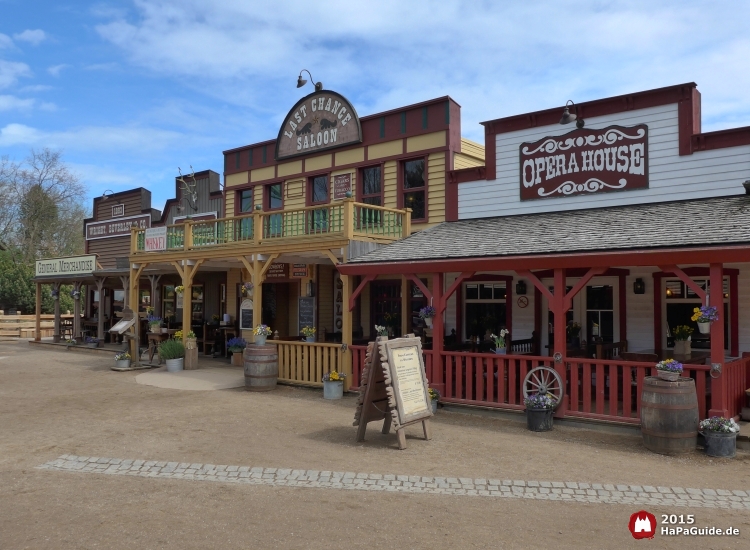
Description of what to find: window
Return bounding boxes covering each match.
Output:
[266,183,283,237]
[402,159,425,220]
[267,183,283,210]
[239,189,253,212]
[361,166,382,206]
[371,281,401,337]
[238,188,253,239]
[464,282,507,340]
[310,175,328,204]
[586,285,613,343]
[665,279,729,349]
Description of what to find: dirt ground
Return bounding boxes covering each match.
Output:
[1,341,749,549]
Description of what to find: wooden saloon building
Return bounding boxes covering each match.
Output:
[32,81,750,425]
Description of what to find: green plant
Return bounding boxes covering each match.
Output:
[375,324,388,336]
[158,339,185,360]
[114,352,131,361]
[428,388,440,401]
[301,326,316,338]
[490,329,509,349]
[253,324,272,336]
[322,370,346,382]
[672,325,694,341]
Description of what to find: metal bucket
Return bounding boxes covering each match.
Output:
[641,377,698,454]
[526,408,553,432]
[702,431,736,458]
[323,380,343,400]
[243,345,278,392]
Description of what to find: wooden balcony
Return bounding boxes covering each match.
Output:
[130,199,410,260]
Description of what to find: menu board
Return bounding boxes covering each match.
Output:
[391,347,430,417]
[298,297,315,334]
[240,299,253,330]
[265,262,288,279]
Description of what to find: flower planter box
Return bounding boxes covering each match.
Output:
[323,380,344,400]
[165,358,184,372]
[526,408,554,432]
[115,359,131,369]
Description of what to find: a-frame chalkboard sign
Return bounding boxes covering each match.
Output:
[353,335,432,450]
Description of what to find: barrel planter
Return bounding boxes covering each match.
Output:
[243,345,278,392]
[702,431,737,458]
[640,376,699,455]
[526,408,554,432]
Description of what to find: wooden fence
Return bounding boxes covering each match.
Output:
[271,341,345,387]
[0,314,74,339]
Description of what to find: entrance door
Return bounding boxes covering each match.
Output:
[371,281,401,337]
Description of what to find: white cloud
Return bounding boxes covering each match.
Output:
[48,64,70,77]
[93,0,750,137]
[0,95,35,111]
[19,84,53,92]
[0,59,32,89]
[84,62,118,71]
[0,33,13,49]
[13,29,46,46]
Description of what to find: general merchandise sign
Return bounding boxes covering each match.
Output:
[519,124,648,200]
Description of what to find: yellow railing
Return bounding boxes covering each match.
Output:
[131,199,409,254]
[271,341,348,387]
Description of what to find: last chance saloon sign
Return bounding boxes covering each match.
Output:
[275,90,362,160]
[519,124,648,201]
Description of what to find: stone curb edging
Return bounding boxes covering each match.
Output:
[37,455,750,510]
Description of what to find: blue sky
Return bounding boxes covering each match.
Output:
[2,1,750,211]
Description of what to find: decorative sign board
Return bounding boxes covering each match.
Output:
[36,255,97,278]
[111,204,125,217]
[353,335,432,450]
[298,297,315,335]
[291,264,309,278]
[265,262,288,280]
[332,173,352,200]
[333,271,343,331]
[275,90,362,160]
[240,299,254,330]
[519,124,648,201]
[144,227,167,251]
[85,214,151,241]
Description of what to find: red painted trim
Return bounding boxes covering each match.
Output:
[452,274,513,340]
[619,274,627,343]
[730,273,739,357]
[445,179,458,222]
[653,273,663,351]
[659,264,706,301]
[405,274,432,303]
[482,82,697,135]
[447,166,486,184]
[534,285,542,352]
[357,164,385,206]
[563,267,606,311]
[553,268,568,416]
[517,270,554,303]
[692,125,750,153]
[397,156,429,223]
[532,267,630,278]
[709,263,728,417]
[233,187,255,216]
[678,87,701,155]
[432,272,445,389]
[484,125,495,180]
[348,273,376,311]
[264,181,284,211]
[439,272,475,313]
[306,172,331,207]
[337,245,750,275]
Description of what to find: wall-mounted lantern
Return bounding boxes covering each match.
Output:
[633,278,645,294]
[515,280,527,295]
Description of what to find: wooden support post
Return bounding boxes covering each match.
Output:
[253,211,263,244]
[342,273,352,391]
[402,208,412,238]
[34,282,42,342]
[343,197,355,240]
[400,276,408,337]
[129,266,140,361]
[708,262,728,418]
[252,257,262,343]
[53,282,61,342]
[431,272,444,394]
[552,268,568,417]
[95,278,106,342]
[73,282,82,341]
[148,274,162,320]
[181,262,192,342]
[183,220,194,251]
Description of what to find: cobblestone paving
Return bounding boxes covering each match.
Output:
[38,455,750,510]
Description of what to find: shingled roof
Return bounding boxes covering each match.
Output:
[349,194,750,264]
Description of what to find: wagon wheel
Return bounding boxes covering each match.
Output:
[523,366,564,409]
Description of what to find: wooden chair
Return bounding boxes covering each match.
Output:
[202,322,217,355]
[595,340,627,359]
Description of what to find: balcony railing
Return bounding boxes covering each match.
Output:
[131,199,410,254]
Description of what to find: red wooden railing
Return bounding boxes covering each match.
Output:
[349,348,747,424]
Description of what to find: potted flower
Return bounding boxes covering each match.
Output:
[374,325,388,339]
[210,314,220,325]
[184,330,197,350]
[382,312,397,337]
[51,289,59,300]
[419,305,436,328]
[322,370,346,399]
[490,329,509,355]
[524,393,557,431]
[241,282,254,296]
[147,315,162,333]
[227,337,247,366]
[114,352,131,369]
[699,416,739,458]
[301,326,316,343]
[253,324,272,346]
[159,338,185,372]
[428,388,440,414]
[175,285,185,295]
[567,321,581,348]
[70,289,80,299]
[692,305,719,334]
[672,325,694,355]
[145,306,154,316]
[84,336,99,348]
[655,358,683,381]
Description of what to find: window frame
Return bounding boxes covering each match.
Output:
[236,187,255,215]
[265,182,284,211]
[359,164,384,206]
[399,156,427,222]
[306,173,330,206]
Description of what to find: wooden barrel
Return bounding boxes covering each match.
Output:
[243,345,278,392]
[641,376,698,455]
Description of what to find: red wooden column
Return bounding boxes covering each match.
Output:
[708,263,728,418]
[552,268,568,417]
[431,272,445,394]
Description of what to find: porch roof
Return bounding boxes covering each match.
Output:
[346,194,750,265]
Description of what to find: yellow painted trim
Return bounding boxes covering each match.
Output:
[304,154,332,172]
[368,139,403,160]
[406,131,446,153]
[322,249,340,265]
[334,147,364,166]
[250,166,275,183]
[277,160,303,177]
[225,172,249,188]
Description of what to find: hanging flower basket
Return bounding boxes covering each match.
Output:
[656,359,683,381]
[692,306,718,334]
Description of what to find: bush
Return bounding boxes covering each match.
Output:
[159,339,185,360]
